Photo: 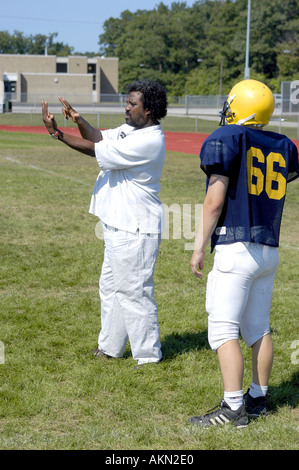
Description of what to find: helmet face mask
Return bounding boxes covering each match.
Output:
[219,99,232,126]
[219,79,275,127]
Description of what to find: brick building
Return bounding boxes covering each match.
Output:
[0,54,118,105]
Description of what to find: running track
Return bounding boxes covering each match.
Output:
[0,125,298,155]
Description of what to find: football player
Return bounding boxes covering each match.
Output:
[189,79,299,428]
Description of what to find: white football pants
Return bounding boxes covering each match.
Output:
[206,242,279,352]
[98,223,162,365]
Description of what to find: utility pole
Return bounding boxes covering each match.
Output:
[244,0,251,79]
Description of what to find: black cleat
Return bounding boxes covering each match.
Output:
[189,399,248,429]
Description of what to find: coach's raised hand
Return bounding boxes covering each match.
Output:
[58,96,102,142]
[41,100,95,157]
[59,97,80,124]
[42,100,58,135]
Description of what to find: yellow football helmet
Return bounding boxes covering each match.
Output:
[219,79,275,126]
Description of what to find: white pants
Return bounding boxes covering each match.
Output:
[98,224,162,365]
[206,242,279,352]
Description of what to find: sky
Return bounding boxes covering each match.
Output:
[1,0,197,54]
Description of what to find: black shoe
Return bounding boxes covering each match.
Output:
[244,389,269,418]
[189,400,248,429]
[93,348,113,359]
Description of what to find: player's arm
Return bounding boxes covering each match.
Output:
[42,100,95,157]
[58,97,103,143]
[190,174,229,278]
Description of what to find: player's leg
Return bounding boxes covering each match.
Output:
[240,244,278,416]
[251,333,274,386]
[189,243,254,428]
[242,334,273,417]
[206,265,250,413]
[217,339,244,392]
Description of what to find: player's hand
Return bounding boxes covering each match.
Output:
[59,97,80,123]
[42,101,58,135]
[190,249,205,279]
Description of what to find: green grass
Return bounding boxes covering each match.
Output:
[0,130,298,450]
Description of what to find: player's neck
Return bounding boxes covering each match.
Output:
[246,125,264,131]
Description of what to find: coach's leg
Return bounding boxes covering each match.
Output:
[97,225,130,358]
[121,232,162,365]
[98,247,128,358]
[102,227,162,365]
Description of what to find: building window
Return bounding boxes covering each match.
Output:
[56,63,68,73]
[88,63,96,91]
[4,81,16,99]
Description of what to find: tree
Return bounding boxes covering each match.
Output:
[98,0,299,95]
[0,31,73,56]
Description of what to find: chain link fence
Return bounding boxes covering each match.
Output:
[1,86,299,137]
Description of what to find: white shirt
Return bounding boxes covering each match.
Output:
[89,123,165,233]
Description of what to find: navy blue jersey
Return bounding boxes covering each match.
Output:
[200,125,299,251]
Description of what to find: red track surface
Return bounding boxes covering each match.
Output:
[0,125,298,155]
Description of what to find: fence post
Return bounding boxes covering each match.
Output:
[185,95,189,115]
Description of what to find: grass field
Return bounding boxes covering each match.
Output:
[0,122,298,451]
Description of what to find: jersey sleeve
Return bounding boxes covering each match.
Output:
[200,128,240,177]
[287,142,299,183]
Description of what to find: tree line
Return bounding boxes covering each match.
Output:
[1,0,299,96]
[0,32,73,57]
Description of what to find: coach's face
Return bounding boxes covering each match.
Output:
[125,91,151,129]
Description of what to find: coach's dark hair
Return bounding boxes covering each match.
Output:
[126,80,168,122]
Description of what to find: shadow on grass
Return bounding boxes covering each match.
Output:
[88,330,209,362]
[161,330,209,360]
[269,370,299,411]
[161,332,299,413]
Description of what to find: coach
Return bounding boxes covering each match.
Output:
[42,79,168,365]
